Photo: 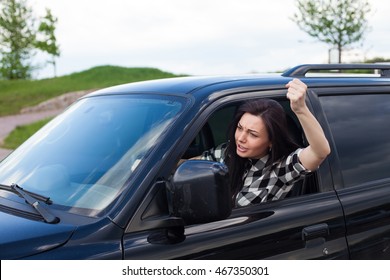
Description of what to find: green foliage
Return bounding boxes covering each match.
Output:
[34,8,60,77]
[292,0,371,63]
[364,57,390,63]
[0,65,183,116]
[0,0,36,79]
[0,0,59,80]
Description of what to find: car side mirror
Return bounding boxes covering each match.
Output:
[167,160,232,225]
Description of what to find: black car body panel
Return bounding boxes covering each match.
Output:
[0,210,75,259]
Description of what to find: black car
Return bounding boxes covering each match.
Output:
[1,64,390,259]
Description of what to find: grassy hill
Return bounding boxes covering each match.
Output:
[0,65,183,116]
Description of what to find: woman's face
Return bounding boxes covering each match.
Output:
[235,112,272,159]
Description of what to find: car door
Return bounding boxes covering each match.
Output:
[318,88,390,259]
[123,190,347,259]
[122,90,349,259]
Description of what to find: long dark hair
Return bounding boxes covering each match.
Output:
[225,99,300,198]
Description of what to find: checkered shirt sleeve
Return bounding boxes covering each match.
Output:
[200,142,228,163]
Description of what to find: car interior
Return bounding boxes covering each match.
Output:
[182,98,319,200]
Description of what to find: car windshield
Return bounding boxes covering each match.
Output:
[0,94,185,214]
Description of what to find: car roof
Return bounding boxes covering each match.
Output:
[85,64,390,99]
[88,73,289,96]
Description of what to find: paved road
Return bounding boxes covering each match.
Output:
[0,109,62,161]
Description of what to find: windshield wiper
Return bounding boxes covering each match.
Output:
[1,183,59,224]
[0,183,52,204]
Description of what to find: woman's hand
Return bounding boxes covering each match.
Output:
[285,78,308,114]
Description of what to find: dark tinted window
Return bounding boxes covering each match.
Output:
[320,94,390,187]
[207,106,236,145]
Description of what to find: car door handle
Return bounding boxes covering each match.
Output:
[302,223,329,241]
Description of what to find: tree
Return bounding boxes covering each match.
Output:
[35,9,60,77]
[0,0,36,79]
[292,0,371,63]
[0,0,60,80]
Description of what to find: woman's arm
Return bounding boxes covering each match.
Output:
[286,79,331,171]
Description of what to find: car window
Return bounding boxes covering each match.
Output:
[207,106,236,145]
[181,98,319,201]
[320,94,390,188]
[0,95,186,215]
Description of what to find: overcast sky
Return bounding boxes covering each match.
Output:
[30,0,390,79]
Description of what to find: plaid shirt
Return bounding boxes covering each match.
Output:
[201,143,311,207]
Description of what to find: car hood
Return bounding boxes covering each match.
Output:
[0,211,76,259]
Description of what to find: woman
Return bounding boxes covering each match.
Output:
[201,79,331,207]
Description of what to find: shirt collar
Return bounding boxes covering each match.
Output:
[248,154,270,171]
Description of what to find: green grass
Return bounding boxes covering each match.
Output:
[0,65,183,116]
[2,118,51,149]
